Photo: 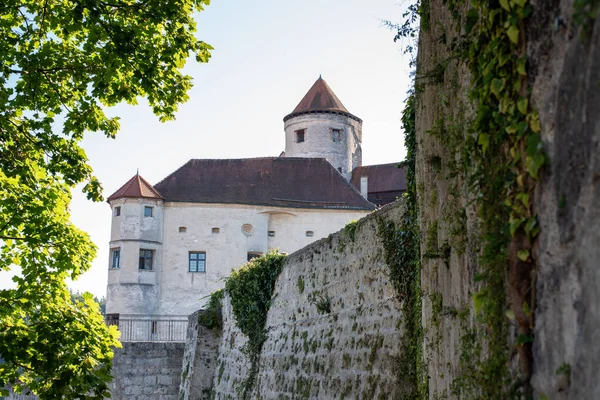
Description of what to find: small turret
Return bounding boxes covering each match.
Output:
[283,76,362,179]
[105,173,164,317]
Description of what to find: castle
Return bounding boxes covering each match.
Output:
[104,76,406,322]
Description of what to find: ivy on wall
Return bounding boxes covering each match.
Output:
[377,92,428,400]
[392,0,547,394]
[224,251,287,399]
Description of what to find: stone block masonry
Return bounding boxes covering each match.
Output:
[110,342,185,400]
[179,310,222,400]
[211,200,409,399]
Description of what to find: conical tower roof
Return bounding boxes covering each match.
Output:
[283,76,361,122]
[107,173,163,202]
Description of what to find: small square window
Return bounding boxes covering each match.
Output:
[189,252,206,272]
[331,128,342,142]
[268,231,275,237]
[114,206,121,217]
[179,226,187,233]
[295,129,305,143]
[247,252,262,261]
[111,249,120,269]
[139,249,154,270]
[144,206,153,217]
[212,227,220,234]
[306,231,314,237]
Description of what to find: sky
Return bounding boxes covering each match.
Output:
[0,0,414,297]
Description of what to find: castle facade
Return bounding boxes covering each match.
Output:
[104,77,406,320]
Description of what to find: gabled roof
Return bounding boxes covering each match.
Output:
[283,76,361,122]
[154,157,375,210]
[107,173,163,202]
[351,162,407,194]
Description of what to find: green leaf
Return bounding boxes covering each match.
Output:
[513,0,528,7]
[478,133,490,153]
[507,26,520,44]
[530,117,541,133]
[517,97,529,115]
[505,309,516,321]
[515,333,534,346]
[499,0,511,11]
[490,78,505,98]
[465,9,480,34]
[517,249,530,261]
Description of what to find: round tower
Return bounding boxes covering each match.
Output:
[105,173,164,318]
[283,76,362,179]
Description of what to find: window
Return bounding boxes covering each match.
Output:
[151,320,158,334]
[189,252,206,272]
[295,129,305,143]
[268,231,275,237]
[114,206,121,217]
[247,252,262,261]
[331,128,342,142]
[144,206,153,217]
[179,226,187,233]
[212,227,220,234]
[306,231,314,237]
[338,167,343,173]
[111,249,121,269]
[139,249,154,270]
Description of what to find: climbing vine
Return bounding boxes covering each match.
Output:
[390,0,547,394]
[377,92,427,399]
[198,289,224,331]
[225,251,287,399]
[451,0,544,395]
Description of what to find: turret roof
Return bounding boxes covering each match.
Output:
[284,76,361,122]
[107,173,163,202]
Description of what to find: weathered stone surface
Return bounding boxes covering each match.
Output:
[110,342,185,400]
[528,1,600,397]
[211,200,409,399]
[179,309,222,400]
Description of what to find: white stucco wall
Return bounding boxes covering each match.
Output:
[106,198,164,315]
[157,203,368,316]
[284,113,362,178]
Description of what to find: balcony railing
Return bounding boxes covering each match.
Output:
[105,314,189,342]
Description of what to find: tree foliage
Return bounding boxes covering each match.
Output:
[0,0,212,397]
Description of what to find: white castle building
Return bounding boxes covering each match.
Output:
[104,77,406,326]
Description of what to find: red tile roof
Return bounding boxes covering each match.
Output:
[284,76,361,122]
[351,163,407,206]
[107,173,163,202]
[153,158,375,210]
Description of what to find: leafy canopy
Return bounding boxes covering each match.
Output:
[0,0,212,397]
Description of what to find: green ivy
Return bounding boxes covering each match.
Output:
[198,289,224,331]
[225,251,287,399]
[376,92,427,400]
[427,0,547,395]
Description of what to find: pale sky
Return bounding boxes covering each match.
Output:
[0,0,413,297]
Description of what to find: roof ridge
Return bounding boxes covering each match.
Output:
[358,161,403,168]
[138,174,163,198]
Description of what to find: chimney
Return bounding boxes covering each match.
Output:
[360,176,368,199]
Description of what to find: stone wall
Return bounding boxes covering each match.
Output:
[179,310,222,400]
[414,0,600,397]
[211,200,408,399]
[528,2,600,397]
[110,342,185,400]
